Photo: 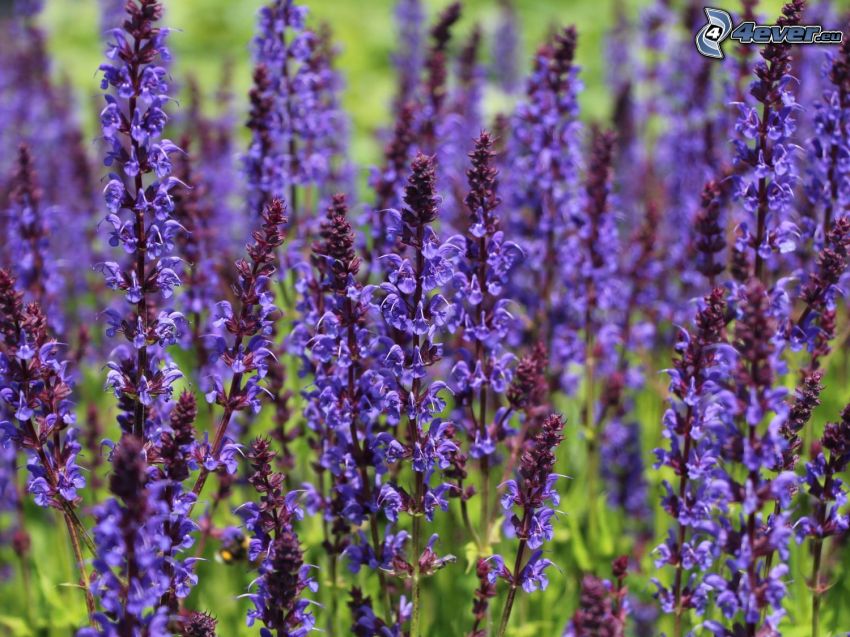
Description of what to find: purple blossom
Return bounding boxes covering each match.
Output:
[730,0,804,281]
[95,0,186,440]
[0,270,86,511]
[653,288,729,623]
[241,438,316,636]
[391,0,425,110]
[492,0,520,93]
[80,436,170,636]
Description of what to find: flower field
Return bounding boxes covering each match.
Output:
[2,0,850,636]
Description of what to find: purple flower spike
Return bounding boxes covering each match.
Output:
[492,414,566,632]
[731,0,804,282]
[0,270,86,512]
[95,0,186,440]
[241,438,316,636]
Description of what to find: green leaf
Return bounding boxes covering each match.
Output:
[567,514,591,571]
[0,615,32,637]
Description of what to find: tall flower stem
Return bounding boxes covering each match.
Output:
[811,536,824,637]
[809,472,834,637]
[411,502,424,637]
[496,512,529,637]
[63,511,96,625]
[584,325,597,547]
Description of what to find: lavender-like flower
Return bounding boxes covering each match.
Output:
[3,145,62,326]
[700,281,797,636]
[692,181,727,286]
[790,215,850,358]
[392,0,425,112]
[0,272,94,625]
[365,103,416,274]
[81,435,168,635]
[467,558,498,637]
[449,131,523,542]
[96,0,185,439]
[563,558,629,637]
[247,0,349,228]
[653,288,729,634]
[417,2,462,154]
[190,199,287,501]
[375,153,459,635]
[171,141,225,385]
[492,413,565,637]
[147,391,202,614]
[731,0,804,282]
[245,62,279,216]
[439,25,485,223]
[0,272,85,510]
[804,24,850,240]
[796,404,850,637]
[289,193,399,625]
[492,0,520,94]
[240,438,316,637]
[506,26,582,350]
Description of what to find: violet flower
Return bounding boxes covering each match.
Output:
[289,193,399,624]
[563,558,629,636]
[443,24,485,197]
[700,281,797,636]
[392,0,425,112]
[375,152,459,633]
[417,2,462,155]
[190,199,287,501]
[449,131,523,541]
[803,23,850,241]
[492,413,565,636]
[349,587,405,637]
[364,103,416,275]
[95,0,185,440]
[81,436,167,635]
[692,181,727,286]
[796,404,850,636]
[506,26,581,353]
[0,270,95,627]
[652,288,730,629]
[731,0,804,282]
[247,0,349,228]
[0,280,85,509]
[3,145,62,328]
[492,0,520,94]
[240,438,316,636]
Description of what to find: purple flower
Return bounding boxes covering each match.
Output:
[0,271,86,511]
[241,438,316,635]
[82,436,170,635]
[492,0,520,93]
[391,0,425,110]
[730,0,804,281]
[653,288,729,620]
[95,0,186,440]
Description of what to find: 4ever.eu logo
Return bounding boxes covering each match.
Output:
[695,7,843,59]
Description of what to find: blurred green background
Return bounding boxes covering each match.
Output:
[41,0,620,167]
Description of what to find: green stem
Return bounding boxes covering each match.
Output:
[585,359,598,549]
[63,512,96,627]
[812,537,824,637]
[329,553,338,637]
[497,537,528,637]
[411,508,423,637]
